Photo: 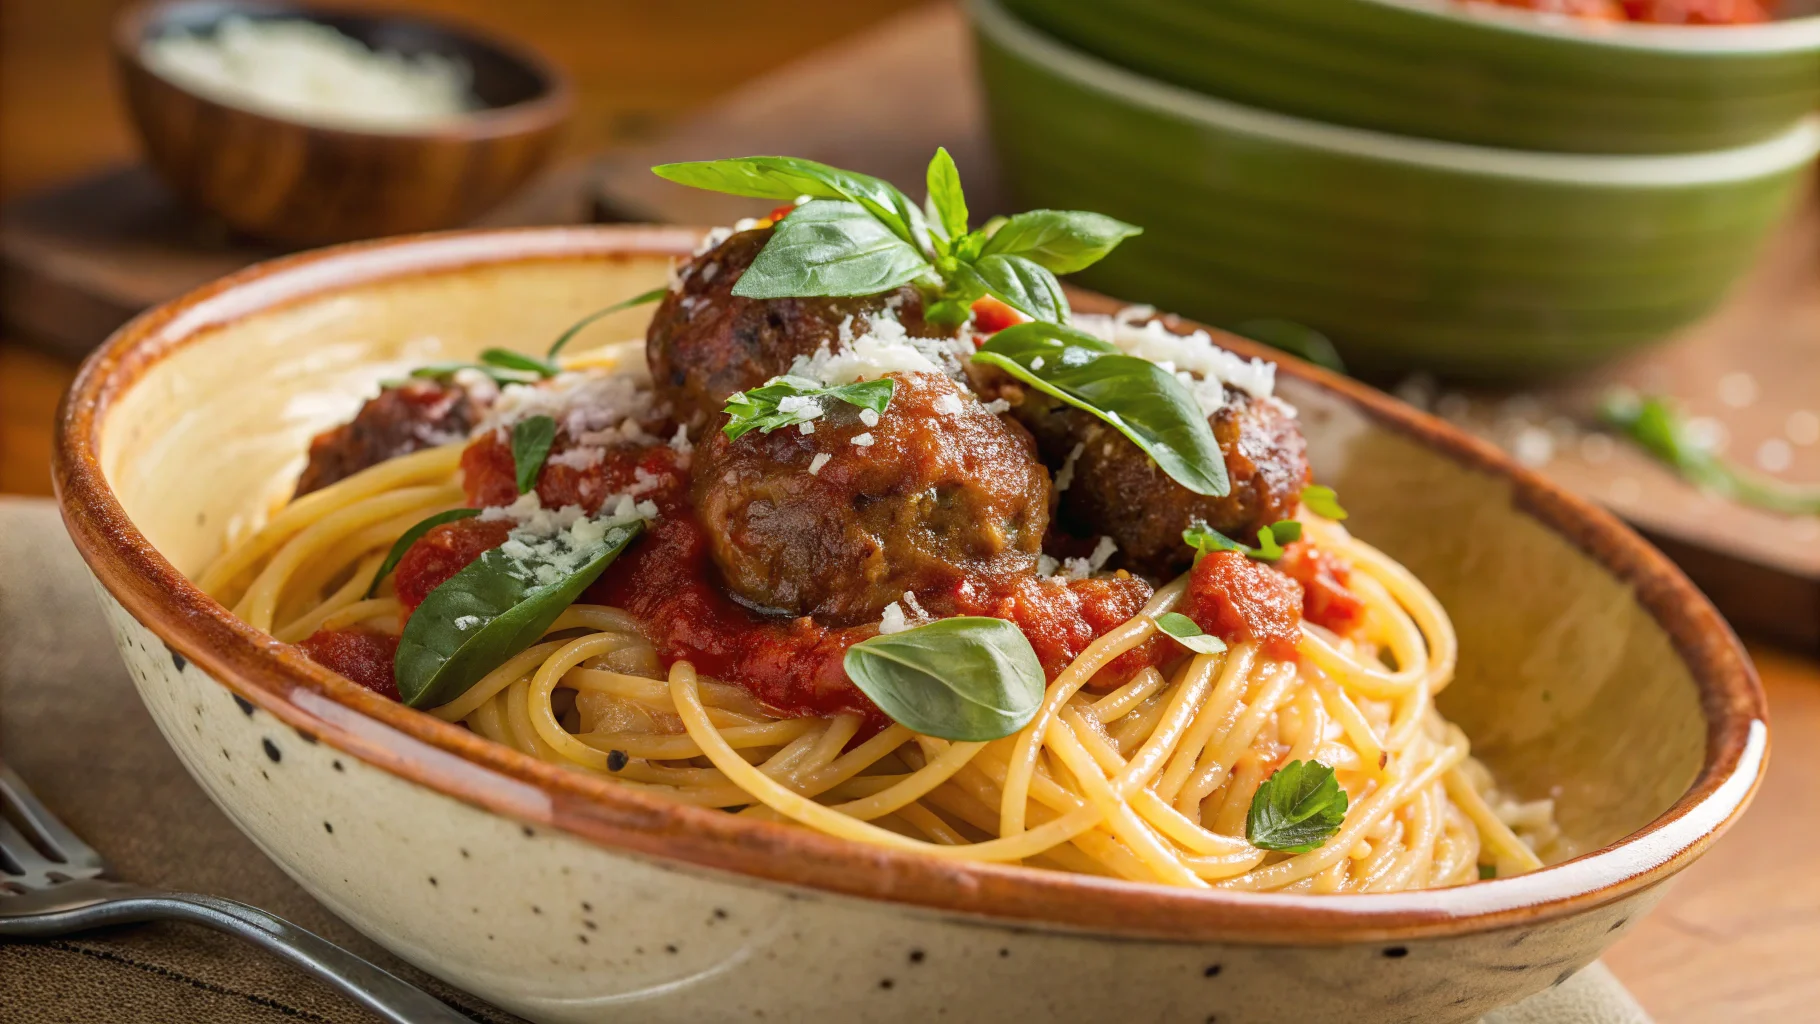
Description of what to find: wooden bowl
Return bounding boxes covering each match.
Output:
[52,226,1767,1023]
[113,1,572,246]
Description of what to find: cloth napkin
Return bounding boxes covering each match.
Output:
[0,497,1650,1023]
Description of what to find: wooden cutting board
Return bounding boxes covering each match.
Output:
[3,3,1815,647]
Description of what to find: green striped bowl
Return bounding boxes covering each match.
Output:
[974,0,1820,378]
[999,0,1820,155]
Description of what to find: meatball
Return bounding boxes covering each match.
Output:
[692,372,1049,625]
[294,380,483,497]
[648,226,950,426]
[1015,384,1308,578]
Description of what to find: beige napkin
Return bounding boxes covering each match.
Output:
[0,496,1654,1021]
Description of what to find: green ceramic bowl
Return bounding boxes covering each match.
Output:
[974,0,1820,378]
[998,0,1820,155]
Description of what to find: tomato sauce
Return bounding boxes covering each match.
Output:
[298,627,401,701]
[1179,551,1305,661]
[1277,541,1366,635]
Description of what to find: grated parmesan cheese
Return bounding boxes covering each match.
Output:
[983,398,1011,415]
[850,433,875,447]
[858,408,880,428]
[1072,309,1277,412]
[1053,442,1086,495]
[933,393,963,416]
[808,453,832,475]
[142,16,473,132]
[878,602,909,634]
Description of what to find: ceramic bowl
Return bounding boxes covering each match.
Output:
[54,226,1766,1024]
[114,1,572,246]
[974,0,1820,379]
[998,0,1820,155]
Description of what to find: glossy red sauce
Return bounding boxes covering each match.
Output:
[1277,541,1366,635]
[392,518,513,616]
[1179,550,1304,661]
[298,627,401,700]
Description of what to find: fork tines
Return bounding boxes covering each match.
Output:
[0,762,105,893]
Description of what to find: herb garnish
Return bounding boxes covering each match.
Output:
[1183,520,1302,562]
[722,375,896,441]
[651,151,1139,327]
[410,348,560,388]
[1246,759,1348,853]
[511,415,557,494]
[1299,484,1348,521]
[842,616,1045,741]
[1600,391,1820,516]
[1153,612,1227,655]
[974,321,1230,497]
[395,517,645,708]
[547,287,668,359]
[366,508,481,599]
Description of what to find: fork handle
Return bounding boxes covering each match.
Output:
[13,892,472,1023]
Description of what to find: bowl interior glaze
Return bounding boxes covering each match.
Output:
[98,238,1706,868]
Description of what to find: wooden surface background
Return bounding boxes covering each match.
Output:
[0,3,1815,1022]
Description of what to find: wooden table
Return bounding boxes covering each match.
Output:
[1,3,1815,1021]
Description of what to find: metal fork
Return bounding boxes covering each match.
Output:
[0,762,470,1023]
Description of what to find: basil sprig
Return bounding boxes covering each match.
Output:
[410,348,560,388]
[842,617,1045,741]
[1153,612,1227,655]
[1601,391,1820,516]
[974,321,1230,497]
[723,375,896,440]
[1246,760,1348,853]
[366,508,481,599]
[1183,520,1302,562]
[1300,484,1348,521]
[395,518,645,708]
[511,415,557,494]
[651,151,1139,327]
[547,287,668,359]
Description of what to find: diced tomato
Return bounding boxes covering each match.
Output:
[391,518,512,617]
[765,203,798,223]
[969,297,1027,337]
[1277,541,1367,635]
[460,434,688,515]
[1180,551,1304,661]
[299,627,401,700]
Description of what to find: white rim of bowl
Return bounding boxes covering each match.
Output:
[1369,0,1820,53]
[972,0,1820,185]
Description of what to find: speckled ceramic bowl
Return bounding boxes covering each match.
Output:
[54,226,1767,1024]
[998,0,1820,155]
[973,0,1820,379]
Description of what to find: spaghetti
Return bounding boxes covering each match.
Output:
[201,407,1553,892]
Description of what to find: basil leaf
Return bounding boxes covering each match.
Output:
[1246,759,1348,853]
[723,374,896,440]
[1154,612,1227,655]
[1252,520,1301,560]
[925,147,969,245]
[411,362,541,387]
[1233,319,1347,375]
[481,348,560,379]
[732,200,932,300]
[843,617,1044,741]
[511,416,557,494]
[1300,484,1348,521]
[547,287,668,358]
[366,508,481,599]
[979,209,1142,275]
[1183,520,1299,562]
[652,156,926,251]
[975,322,1229,497]
[395,518,645,708]
[953,254,1068,325]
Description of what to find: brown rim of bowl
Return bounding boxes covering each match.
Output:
[52,225,1768,946]
[113,0,575,142]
